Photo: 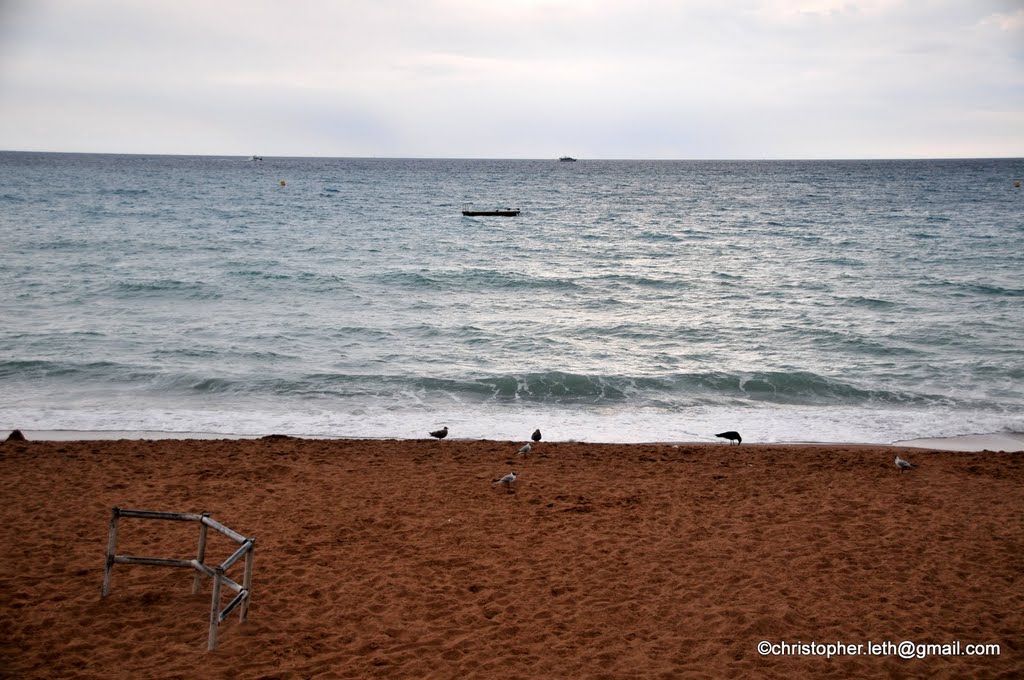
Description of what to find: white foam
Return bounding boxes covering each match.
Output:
[895,432,1024,452]
[4,402,1022,448]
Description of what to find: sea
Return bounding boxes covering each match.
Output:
[1,152,1022,444]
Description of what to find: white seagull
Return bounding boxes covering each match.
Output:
[494,471,518,489]
[895,455,916,471]
[517,443,531,455]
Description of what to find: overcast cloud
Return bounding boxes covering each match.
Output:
[0,0,1021,158]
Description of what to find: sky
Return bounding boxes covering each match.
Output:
[0,0,1022,159]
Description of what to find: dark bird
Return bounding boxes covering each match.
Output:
[532,428,542,442]
[430,426,449,440]
[895,455,916,471]
[716,431,742,445]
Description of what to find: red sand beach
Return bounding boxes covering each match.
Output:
[1,437,1021,679]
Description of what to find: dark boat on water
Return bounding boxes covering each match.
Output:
[462,209,520,217]
[559,156,577,162]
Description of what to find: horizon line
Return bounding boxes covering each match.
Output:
[2,148,1023,163]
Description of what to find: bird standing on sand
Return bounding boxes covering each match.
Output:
[430,426,448,440]
[518,443,531,455]
[532,429,542,442]
[494,471,518,491]
[716,431,742,445]
[895,455,916,471]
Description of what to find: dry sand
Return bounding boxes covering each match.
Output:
[1,437,1021,679]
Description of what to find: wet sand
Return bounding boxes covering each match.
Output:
[1,437,1021,678]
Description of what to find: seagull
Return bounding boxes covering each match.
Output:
[430,426,448,440]
[716,430,742,445]
[532,429,542,442]
[494,471,518,491]
[517,443,531,455]
[895,455,916,471]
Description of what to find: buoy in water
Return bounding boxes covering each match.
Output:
[1015,180,1021,188]
[279,180,286,187]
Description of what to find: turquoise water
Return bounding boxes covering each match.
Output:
[1,152,1022,442]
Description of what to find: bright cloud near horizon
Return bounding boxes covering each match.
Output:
[0,0,1021,159]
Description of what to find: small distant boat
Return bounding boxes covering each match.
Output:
[462,208,520,217]
[559,156,577,162]
[249,155,264,162]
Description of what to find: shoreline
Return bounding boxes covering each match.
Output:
[5,428,1023,452]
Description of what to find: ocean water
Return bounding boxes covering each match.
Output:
[1,152,1022,443]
